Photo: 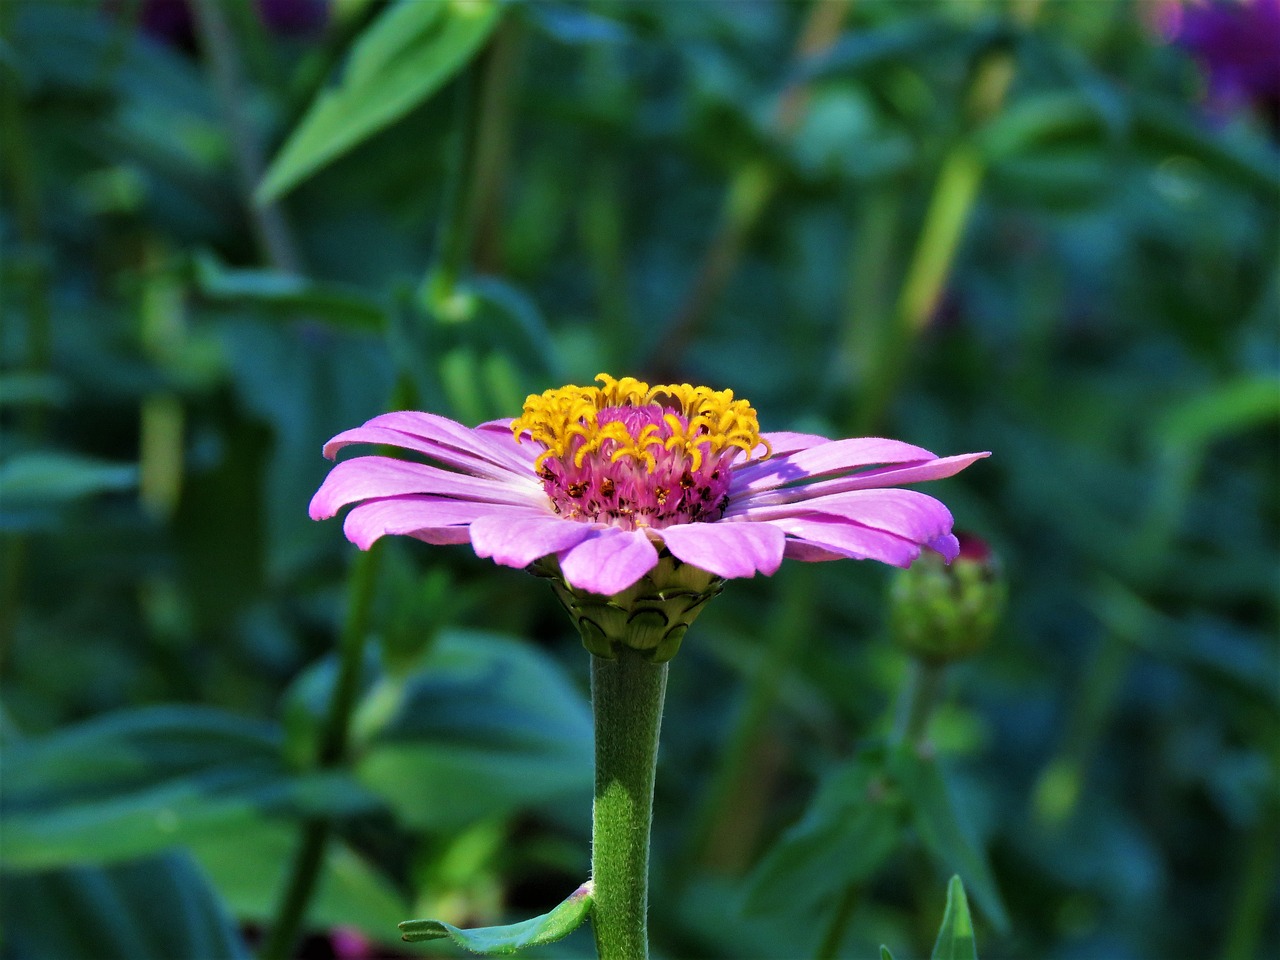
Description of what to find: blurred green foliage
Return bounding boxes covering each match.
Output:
[1,0,1277,958]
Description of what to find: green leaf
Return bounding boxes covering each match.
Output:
[799,16,958,81]
[1130,96,1280,201]
[0,706,381,871]
[0,373,69,408]
[188,818,408,942]
[881,947,896,960]
[0,451,137,507]
[977,91,1107,161]
[257,0,502,202]
[0,852,250,960]
[400,881,593,953]
[193,251,388,332]
[931,876,979,960]
[893,748,1010,934]
[1155,376,1280,454]
[354,630,593,833]
[745,748,903,918]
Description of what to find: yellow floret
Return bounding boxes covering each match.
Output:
[511,373,770,472]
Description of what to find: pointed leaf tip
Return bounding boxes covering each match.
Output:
[881,947,897,960]
[931,875,979,960]
[399,882,592,953]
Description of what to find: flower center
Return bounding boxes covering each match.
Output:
[511,373,769,530]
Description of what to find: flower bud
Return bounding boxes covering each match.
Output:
[890,533,1005,662]
[532,553,724,662]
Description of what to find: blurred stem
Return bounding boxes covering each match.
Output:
[817,657,945,957]
[259,542,383,960]
[0,2,51,661]
[190,0,302,274]
[648,0,853,373]
[0,0,52,422]
[813,882,865,960]
[1219,800,1280,960]
[590,648,668,960]
[685,568,815,872]
[425,67,480,313]
[892,658,947,748]
[470,18,524,274]
[853,23,1032,433]
[832,186,904,399]
[581,40,631,367]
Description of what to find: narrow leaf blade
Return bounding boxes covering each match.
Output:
[931,876,979,960]
[895,747,1010,933]
[399,882,592,954]
[258,0,501,202]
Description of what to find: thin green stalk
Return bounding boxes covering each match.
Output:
[1219,800,1280,960]
[590,649,669,960]
[259,543,382,960]
[852,21,1034,432]
[469,17,524,274]
[425,67,481,314]
[892,658,947,748]
[647,0,853,374]
[0,2,52,660]
[685,568,814,873]
[813,882,865,960]
[190,0,301,274]
[816,657,946,958]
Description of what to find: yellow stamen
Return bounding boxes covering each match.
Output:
[511,373,770,472]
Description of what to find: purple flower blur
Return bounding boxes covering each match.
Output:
[1168,0,1280,123]
[310,375,988,597]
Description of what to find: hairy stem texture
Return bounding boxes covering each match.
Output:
[590,650,668,960]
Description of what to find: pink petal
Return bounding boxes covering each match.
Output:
[309,457,544,520]
[754,431,830,458]
[324,411,533,474]
[766,516,922,567]
[658,521,786,579]
[557,528,660,596]
[341,496,543,550]
[731,437,940,495]
[783,540,848,562]
[928,532,961,562]
[732,452,990,509]
[478,417,540,465]
[729,488,953,545]
[469,513,599,569]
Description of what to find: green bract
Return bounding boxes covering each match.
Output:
[533,553,724,662]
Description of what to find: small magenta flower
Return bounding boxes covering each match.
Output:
[310,374,987,602]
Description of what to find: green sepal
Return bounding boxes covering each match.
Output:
[399,881,592,953]
[931,876,978,960]
[533,553,723,662]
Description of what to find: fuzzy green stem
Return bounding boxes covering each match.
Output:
[590,649,669,960]
[259,543,382,960]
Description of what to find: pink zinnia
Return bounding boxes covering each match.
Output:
[309,374,988,597]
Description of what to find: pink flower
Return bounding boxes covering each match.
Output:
[310,375,988,597]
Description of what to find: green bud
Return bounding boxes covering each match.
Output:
[890,533,1005,662]
[531,553,724,662]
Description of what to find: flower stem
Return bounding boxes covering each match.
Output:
[892,658,947,749]
[590,649,669,960]
[259,542,382,960]
[190,0,301,274]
